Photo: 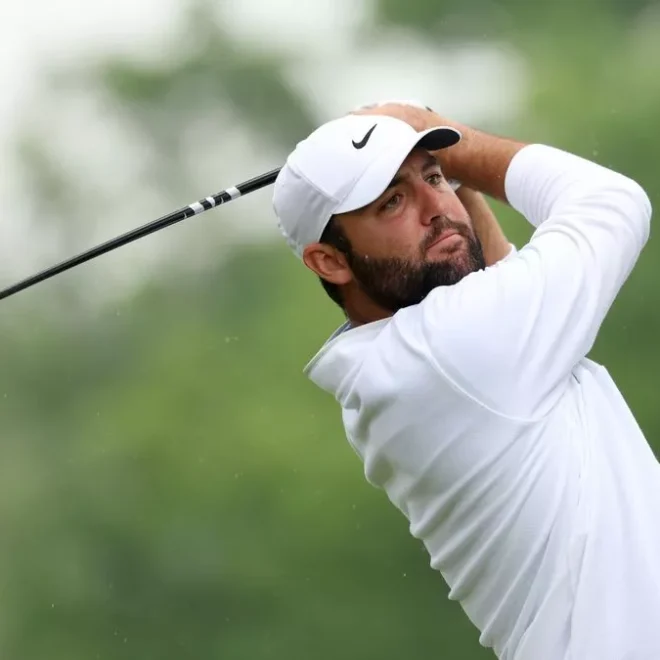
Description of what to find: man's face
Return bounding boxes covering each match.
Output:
[334,148,485,312]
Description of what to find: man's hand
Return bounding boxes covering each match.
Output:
[351,102,464,178]
[351,101,525,203]
[351,101,447,133]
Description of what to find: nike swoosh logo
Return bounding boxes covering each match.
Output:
[352,124,377,149]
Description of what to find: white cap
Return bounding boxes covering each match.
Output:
[272,114,461,257]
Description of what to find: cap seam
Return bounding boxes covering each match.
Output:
[288,158,343,205]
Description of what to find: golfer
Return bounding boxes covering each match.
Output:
[272,101,659,660]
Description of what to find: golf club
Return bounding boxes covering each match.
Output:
[0,167,282,301]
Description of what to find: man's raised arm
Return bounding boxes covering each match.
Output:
[361,103,652,418]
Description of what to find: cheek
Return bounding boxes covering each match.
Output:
[349,215,420,258]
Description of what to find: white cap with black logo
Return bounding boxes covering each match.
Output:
[273,114,461,258]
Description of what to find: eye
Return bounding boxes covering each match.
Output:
[381,193,402,211]
[426,172,444,186]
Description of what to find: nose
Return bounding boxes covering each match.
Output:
[417,180,449,227]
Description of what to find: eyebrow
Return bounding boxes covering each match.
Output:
[384,153,440,191]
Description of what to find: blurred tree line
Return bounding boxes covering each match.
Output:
[1,0,660,658]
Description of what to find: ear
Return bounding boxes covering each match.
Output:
[302,243,353,286]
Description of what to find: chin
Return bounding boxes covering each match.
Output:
[431,250,476,273]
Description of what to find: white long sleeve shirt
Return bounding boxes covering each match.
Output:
[305,145,658,660]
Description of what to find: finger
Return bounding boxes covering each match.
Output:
[351,98,428,113]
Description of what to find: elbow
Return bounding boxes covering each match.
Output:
[611,176,652,249]
[628,179,651,247]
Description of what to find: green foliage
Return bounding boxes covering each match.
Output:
[373,0,657,40]
[3,0,660,658]
[0,247,488,658]
[97,36,315,156]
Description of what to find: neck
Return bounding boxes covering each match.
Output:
[343,286,393,327]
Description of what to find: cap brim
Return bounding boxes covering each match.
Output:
[335,125,461,215]
[418,125,461,150]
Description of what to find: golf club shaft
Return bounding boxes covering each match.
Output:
[0,167,281,301]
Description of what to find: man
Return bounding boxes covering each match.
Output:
[272,101,659,660]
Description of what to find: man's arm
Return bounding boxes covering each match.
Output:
[360,103,652,418]
[427,145,651,417]
[455,186,512,266]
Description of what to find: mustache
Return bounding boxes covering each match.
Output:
[420,217,472,253]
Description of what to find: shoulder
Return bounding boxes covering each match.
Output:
[396,255,557,419]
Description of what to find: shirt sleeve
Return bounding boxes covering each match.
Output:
[417,144,652,419]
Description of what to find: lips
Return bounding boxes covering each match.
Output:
[428,229,460,251]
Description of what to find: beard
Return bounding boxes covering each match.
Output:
[345,218,485,312]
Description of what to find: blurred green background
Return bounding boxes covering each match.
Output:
[1,0,660,658]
